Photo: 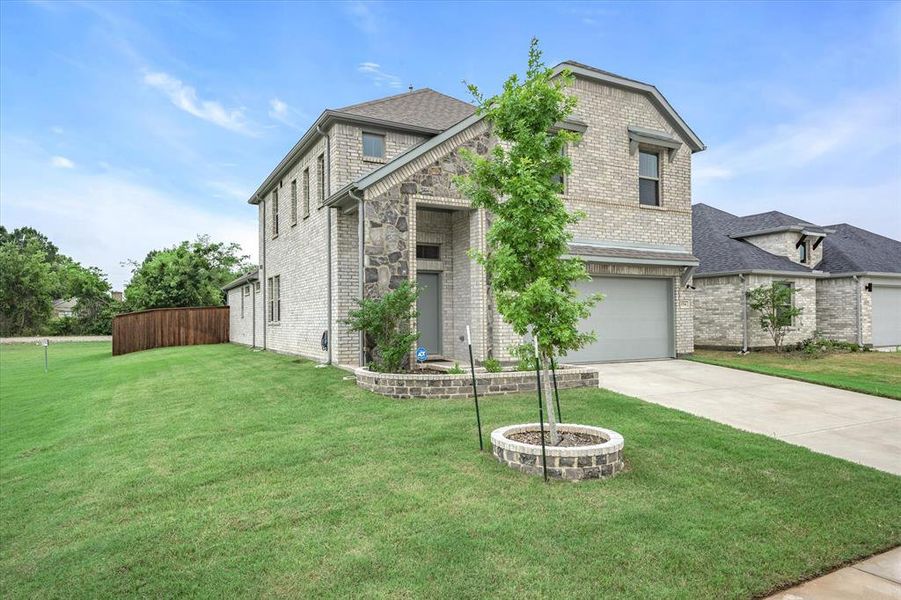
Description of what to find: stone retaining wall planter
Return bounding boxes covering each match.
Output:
[491,423,624,481]
[354,366,599,399]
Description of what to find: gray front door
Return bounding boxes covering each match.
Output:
[564,276,674,363]
[416,272,442,356]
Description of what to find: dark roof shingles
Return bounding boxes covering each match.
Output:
[816,223,901,274]
[334,88,475,131]
[692,204,813,274]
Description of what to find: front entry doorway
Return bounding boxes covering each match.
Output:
[416,272,442,356]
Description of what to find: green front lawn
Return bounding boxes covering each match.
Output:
[690,349,901,399]
[1,343,899,598]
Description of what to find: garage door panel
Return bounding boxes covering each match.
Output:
[564,276,673,363]
[872,286,901,347]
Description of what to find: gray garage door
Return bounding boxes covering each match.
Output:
[563,276,674,363]
[872,286,901,347]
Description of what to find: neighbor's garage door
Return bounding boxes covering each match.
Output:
[564,276,674,363]
[871,286,901,347]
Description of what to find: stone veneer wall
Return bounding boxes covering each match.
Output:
[743,231,823,268]
[355,366,599,399]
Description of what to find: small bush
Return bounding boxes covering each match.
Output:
[510,343,535,372]
[483,357,503,373]
[344,282,419,373]
[789,334,864,356]
[448,362,464,375]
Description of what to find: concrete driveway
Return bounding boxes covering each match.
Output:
[593,360,901,475]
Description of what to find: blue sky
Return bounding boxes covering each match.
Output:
[1,1,899,288]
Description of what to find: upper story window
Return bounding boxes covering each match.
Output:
[363,132,386,159]
[317,154,325,205]
[271,188,279,237]
[798,240,808,264]
[638,150,660,206]
[302,168,310,218]
[290,179,298,225]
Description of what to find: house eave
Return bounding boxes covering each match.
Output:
[248,111,444,205]
[693,269,824,279]
[555,62,706,153]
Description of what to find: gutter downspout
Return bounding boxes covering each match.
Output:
[317,125,333,364]
[853,275,863,346]
[739,274,748,353]
[259,194,266,350]
[349,187,366,367]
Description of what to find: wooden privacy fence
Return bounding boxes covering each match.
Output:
[112,306,229,356]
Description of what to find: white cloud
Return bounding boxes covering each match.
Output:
[1,139,257,289]
[50,155,75,169]
[358,62,404,89]
[694,88,901,239]
[344,1,382,35]
[143,70,256,136]
[267,97,305,130]
[50,126,65,135]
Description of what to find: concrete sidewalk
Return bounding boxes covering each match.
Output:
[767,547,901,599]
[592,360,901,475]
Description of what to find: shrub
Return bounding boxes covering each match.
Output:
[510,343,535,372]
[483,357,503,373]
[448,362,464,375]
[344,282,419,373]
[790,334,864,356]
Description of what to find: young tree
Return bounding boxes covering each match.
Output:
[748,282,803,352]
[124,235,251,310]
[456,39,601,444]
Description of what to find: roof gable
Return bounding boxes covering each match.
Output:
[692,204,814,275]
[334,88,475,131]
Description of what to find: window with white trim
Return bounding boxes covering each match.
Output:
[638,150,660,206]
[775,281,795,325]
[798,240,808,264]
[267,275,281,322]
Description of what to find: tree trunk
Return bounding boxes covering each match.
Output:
[539,352,559,445]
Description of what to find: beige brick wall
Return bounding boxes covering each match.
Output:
[743,231,823,267]
[564,77,692,250]
[816,277,860,343]
[227,285,257,346]
[694,274,817,349]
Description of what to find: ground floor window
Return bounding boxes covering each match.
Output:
[268,275,281,322]
[775,281,795,325]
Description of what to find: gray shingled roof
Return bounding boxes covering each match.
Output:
[334,88,475,131]
[816,223,901,274]
[692,204,813,275]
[569,244,697,265]
[729,210,832,237]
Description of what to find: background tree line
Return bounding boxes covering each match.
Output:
[0,226,251,337]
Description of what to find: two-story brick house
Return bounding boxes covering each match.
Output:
[224,61,706,365]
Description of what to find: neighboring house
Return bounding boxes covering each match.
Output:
[228,61,705,366]
[223,269,261,347]
[51,298,77,318]
[692,203,901,349]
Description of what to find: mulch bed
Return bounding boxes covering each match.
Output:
[507,430,604,447]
